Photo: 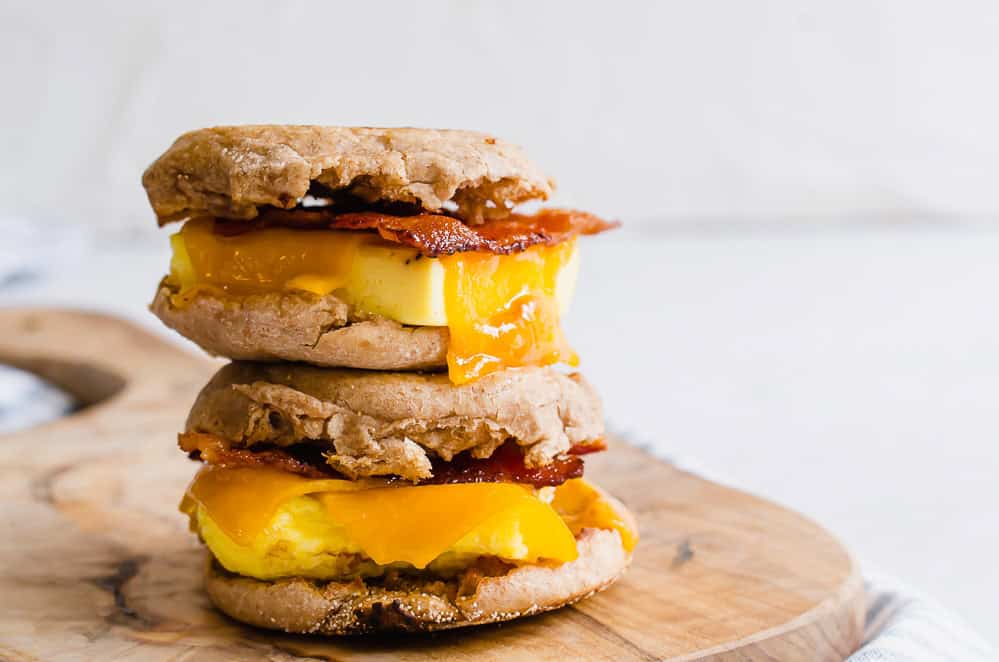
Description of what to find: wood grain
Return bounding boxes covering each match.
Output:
[0,308,864,661]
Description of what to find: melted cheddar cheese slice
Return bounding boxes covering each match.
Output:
[180,466,636,581]
[442,240,579,383]
[167,218,580,383]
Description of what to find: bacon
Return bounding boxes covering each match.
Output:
[179,433,339,480]
[568,438,608,455]
[217,207,619,257]
[413,442,584,487]
[178,433,589,487]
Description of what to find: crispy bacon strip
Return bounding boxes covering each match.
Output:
[414,442,584,487]
[568,438,608,455]
[179,433,338,480]
[218,207,619,257]
[178,433,592,487]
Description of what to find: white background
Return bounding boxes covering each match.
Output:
[2,0,998,644]
[4,0,999,227]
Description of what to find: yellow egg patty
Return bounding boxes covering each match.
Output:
[183,468,637,581]
[195,495,557,580]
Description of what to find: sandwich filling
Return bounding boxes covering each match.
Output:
[164,208,614,383]
[181,464,637,581]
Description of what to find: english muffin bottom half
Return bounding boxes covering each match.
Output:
[179,362,638,634]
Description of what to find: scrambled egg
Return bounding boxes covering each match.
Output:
[185,470,637,582]
[195,495,549,580]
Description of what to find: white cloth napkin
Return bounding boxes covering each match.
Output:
[850,571,995,661]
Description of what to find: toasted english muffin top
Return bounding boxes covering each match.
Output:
[142,126,555,225]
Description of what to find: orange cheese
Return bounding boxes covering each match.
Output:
[179,464,375,545]
[440,241,578,384]
[553,478,638,552]
[316,483,577,568]
[168,218,364,306]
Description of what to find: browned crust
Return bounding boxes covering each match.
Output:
[142,126,555,224]
[150,285,449,371]
[204,527,631,635]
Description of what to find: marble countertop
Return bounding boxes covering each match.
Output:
[3,222,996,641]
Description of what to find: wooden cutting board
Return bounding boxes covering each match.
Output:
[0,309,864,661]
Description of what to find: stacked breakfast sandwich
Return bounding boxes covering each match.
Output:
[143,126,637,634]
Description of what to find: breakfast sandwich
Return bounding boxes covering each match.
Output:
[144,126,637,634]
